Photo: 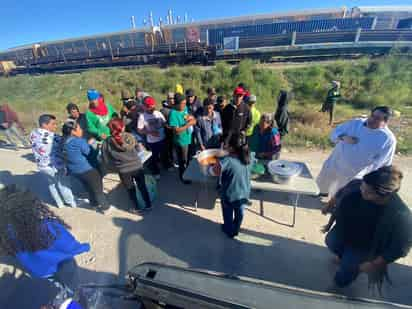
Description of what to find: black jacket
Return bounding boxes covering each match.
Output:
[334,180,412,263]
[275,90,289,137]
[121,106,140,134]
[221,102,251,145]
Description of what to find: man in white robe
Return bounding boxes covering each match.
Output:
[317,106,396,198]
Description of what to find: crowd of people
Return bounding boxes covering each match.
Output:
[22,84,285,215]
[1,80,411,292]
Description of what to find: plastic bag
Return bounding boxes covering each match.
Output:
[135,175,157,209]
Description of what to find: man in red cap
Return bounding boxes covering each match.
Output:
[137,96,166,179]
[221,87,251,146]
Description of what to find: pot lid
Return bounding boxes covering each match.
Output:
[268,160,302,177]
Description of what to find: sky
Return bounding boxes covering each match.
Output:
[1,0,412,50]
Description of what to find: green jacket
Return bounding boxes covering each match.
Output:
[326,88,341,105]
[85,103,117,140]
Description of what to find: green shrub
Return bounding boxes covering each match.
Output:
[1,55,412,153]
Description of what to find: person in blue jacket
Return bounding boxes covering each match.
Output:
[213,134,251,238]
[62,119,110,213]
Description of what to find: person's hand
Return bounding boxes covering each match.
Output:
[1,122,9,128]
[189,118,197,126]
[212,162,221,176]
[200,145,206,151]
[88,138,96,145]
[359,262,376,273]
[340,135,359,144]
[101,133,107,140]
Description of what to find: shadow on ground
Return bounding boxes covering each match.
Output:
[0,256,121,309]
[113,203,412,306]
[0,170,88,208]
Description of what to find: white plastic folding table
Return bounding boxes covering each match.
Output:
[183,159,319,227]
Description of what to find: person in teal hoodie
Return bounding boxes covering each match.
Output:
[85,89,117,141]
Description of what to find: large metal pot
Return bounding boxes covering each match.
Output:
[197,149,228,176]
[267,160,302,184]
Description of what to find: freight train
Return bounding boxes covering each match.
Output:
[1,6,412,75]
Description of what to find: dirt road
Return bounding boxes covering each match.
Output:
[0,147,411,308]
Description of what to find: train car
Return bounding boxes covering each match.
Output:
[353,6,412,29]
[397,18,412,29]
[1,6,412,74]
[208,17,376,49]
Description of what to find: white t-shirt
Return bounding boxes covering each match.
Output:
[137,111,166,143]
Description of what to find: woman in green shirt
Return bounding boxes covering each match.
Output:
[85,89,117,141]
[168,93,196,184]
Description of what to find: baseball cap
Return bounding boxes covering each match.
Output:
[248,95,257,103]
[143,96,156,108]
[87,89,100,101]
[233,87,245,96]
[207,87,217,95]
[185,89,195,97]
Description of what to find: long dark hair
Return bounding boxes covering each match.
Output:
[62,119,78,137]
[0,185,69,256]
[228,134,250,165]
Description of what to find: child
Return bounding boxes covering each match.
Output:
[30,114,76,208]
[102,118,152,213]
[62,119,109,213]
[213,134,251,238]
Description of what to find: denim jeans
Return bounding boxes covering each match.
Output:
[325,226,369,287]
[1,124,29,147]
[221,200,246,237]
[148,140,165,175]
[39,167,76,208]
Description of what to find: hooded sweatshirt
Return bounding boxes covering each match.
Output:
[30,128,64,170]
[85,97,117,140]
[101,132,143,174]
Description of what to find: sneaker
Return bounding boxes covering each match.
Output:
[129,208,140,215]
[102,205,115,215]
[76,197,90,205]
[173,163,179,168]
[220,224,235,238]
[144,205,153,211]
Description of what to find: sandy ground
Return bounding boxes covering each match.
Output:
[0,147,411,308]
